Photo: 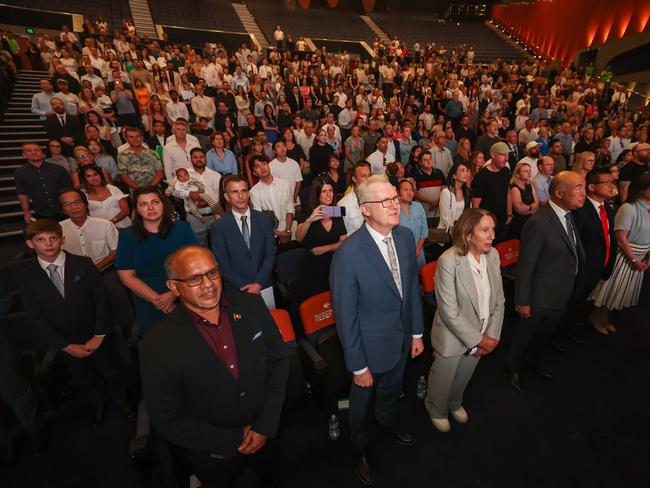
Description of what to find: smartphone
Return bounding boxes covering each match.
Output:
[323,206,345,218]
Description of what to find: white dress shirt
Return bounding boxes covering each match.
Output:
[269,157,303,197]
[338,191,363,235]
[233,207,252,235]
[184,167,222,216]
[467,252,491,333]
[548,199,570,236]
[38,251,66,281]
[60,216,118,265]
[162,137,202,182]
[166,101,190,122]
[367,150,395,175]
[249,177,295,231]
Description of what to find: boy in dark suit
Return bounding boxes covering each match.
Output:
[20,219,130,426]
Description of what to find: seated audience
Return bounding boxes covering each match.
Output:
[79,165,131,228]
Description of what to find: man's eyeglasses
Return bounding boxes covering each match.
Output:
[76,152,91,158]
[362,196,400,208]
[170,268,221,287]
[61,199,84,208]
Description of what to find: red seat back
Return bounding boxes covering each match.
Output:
[270,309,296,343]
[495,239,520,268]
[299,291,335,335]
[419,261,438,294]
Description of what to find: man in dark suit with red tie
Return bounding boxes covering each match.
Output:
[571,168,618,335]
[139,245,289,488]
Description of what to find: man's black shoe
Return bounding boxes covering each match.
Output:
[352,450,374,486]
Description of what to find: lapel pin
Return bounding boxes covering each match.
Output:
[233,313,242,321]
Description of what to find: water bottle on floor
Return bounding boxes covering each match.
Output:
[416,375,427,399]
[328,414,340,440]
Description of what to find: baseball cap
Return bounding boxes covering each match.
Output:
[490,142,512,155]
[526,140,542,151]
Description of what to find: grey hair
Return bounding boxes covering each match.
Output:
[355,174,389,205]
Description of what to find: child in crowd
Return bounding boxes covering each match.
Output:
[165,168,219,223]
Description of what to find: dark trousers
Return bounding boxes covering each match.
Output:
[62,334,127,411]
[0,329,39,445]
[190,441,280,488]
[349,351,407,452]
[507,309,564,373]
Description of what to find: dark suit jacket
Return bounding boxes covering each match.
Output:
[138,293,289,461]
[330,224,424,374]
[210,211,276,291]
[507,143,525,167]
[44,113,83,144]
[145,133,170,151]
[515,204,586,310]
[288,92,304,113]
[19,253,109,350]
[573,199,617,293]
[391,139,401,162]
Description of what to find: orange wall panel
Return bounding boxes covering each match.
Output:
[492,0,647,66]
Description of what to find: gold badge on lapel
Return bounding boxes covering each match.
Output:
[233,313,242,321]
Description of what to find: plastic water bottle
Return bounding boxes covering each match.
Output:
[416,376,427,399]
[328,414,340,440]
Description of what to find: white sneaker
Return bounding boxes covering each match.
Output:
[451,406,468,424]
[431,417,450,432]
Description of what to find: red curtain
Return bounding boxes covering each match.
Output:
[298,0,311,8]
[327,0,339,7]
[362,0,375,14]
[492,0,650,66]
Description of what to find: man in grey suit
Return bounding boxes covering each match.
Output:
[507,171,586,394]
[330,175,424,486]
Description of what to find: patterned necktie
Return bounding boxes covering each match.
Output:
[47,264,65,297]
[241,215,250,249]
[59,115,66,128]
[383,236,402,298]
[565,212,577,253]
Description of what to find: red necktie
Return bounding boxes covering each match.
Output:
[599,204,610,266]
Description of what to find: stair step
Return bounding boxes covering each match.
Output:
[0,125,43,129]
[0,186,17,192]
[0,199,20,207]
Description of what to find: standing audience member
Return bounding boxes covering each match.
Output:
[508,161,539,239]
[80,165,131,228]
[425,208,504,432]
[338,161,371,235]
[507,172,586,395]
[471,142,512,243]
[533,156,555,205]
[330,175,424,486]
[249,156,294,245]
[139,245,289,488]
[44,97,83,156]
[15,142,73,223]
[295,176,347,295]
[211,174,276,296]
[117,127,165,191]
[116,186,197,336]
[618,143,649,202]
[21,219,131,426]
[571,168,618,337]
[398,178,428,268]
[589,174,650,326]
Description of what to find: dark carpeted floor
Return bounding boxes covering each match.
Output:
[3,279,649,488]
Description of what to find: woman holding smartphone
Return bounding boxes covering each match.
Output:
[296,176,347,296]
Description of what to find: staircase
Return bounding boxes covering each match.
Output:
[0,70,49,240]
[231,2,269,49]
[127,0,158,39]
[485,21,530,61]
[361,15,391,45]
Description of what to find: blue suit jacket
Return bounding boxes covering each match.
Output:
[330,223,424,374]
[210,210,276,291]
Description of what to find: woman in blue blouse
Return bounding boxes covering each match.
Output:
[116,186,197,335]
[398,178,428,268]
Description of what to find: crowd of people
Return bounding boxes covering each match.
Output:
[2,16,649,486]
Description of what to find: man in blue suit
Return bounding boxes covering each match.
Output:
[210,174,276,295]
[330,175,424,486]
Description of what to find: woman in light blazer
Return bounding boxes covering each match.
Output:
[425,208,505,432]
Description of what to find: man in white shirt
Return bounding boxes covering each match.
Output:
[269,141,303,203]
[31,80,55,120]
[165,90,190,122]
[249,155,294,244]
[200,59,221,90]
[162,120,202,182]
[295,121,316,166]
[519,141,541,179]
[335,86,348,108]
[338,161,371,235]
[80,64,105,91]
[190,84,216,128]
[429,131,454,177]
[59,190,118,271]
[367,137,396,175]
[518,119,539,146]
[171,148,222,246]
